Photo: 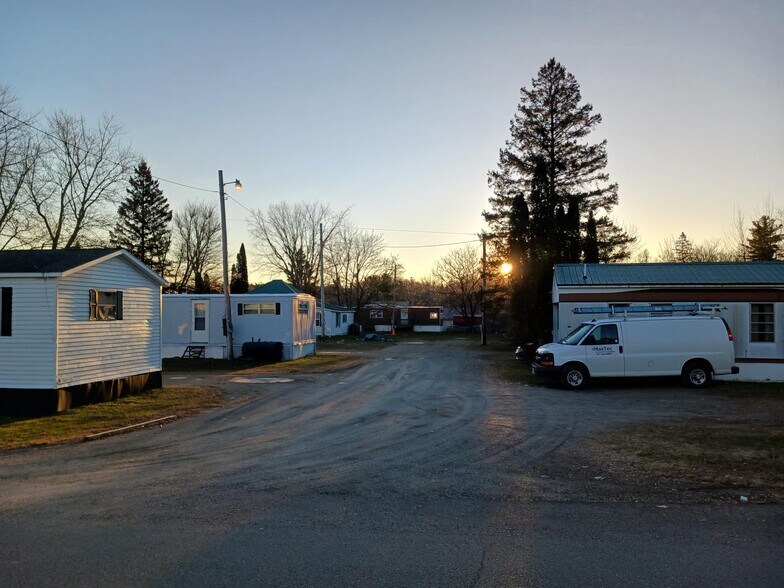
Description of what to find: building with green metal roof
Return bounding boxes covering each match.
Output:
[551,262,784,382]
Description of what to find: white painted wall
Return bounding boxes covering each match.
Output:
[56,256,162,387]
[0,277,58,388]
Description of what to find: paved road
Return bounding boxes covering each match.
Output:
[1,339,782,586]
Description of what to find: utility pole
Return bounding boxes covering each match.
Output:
[391,260,397,335]
[320,222,326,341]
[218,170,242,361]
[481,233,487,346]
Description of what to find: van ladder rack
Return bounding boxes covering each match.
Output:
[572,304,724,315]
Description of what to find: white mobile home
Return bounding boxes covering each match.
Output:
[162,280,316,360]
[0,248,168,413]
[317,301,354,337]
[552,262,784,382]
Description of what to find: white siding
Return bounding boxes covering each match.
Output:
[0,277,57,388]
[57,256,161,387]
[162,293,317,360]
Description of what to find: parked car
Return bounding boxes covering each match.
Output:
[531,315,739,390]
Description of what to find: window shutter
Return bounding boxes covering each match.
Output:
[1,287,11,336]
[89,289,97,320]
[237,303,244,315]
[275,303,281,315]
[116,291,123,320]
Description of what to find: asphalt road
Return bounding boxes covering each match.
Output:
[1,339,782,587]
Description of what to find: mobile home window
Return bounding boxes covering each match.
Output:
[316,312,321,327]
[429,311,439,320]
[370,310,383,319]
[298,301,309,314]
[89,290,123,321]
[342,314,347,324]
[751,303,774,342]
[241,302,279,315]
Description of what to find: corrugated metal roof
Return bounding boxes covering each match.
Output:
[0,248,120,273]
[248,279,302,294]
[555,262,784,286]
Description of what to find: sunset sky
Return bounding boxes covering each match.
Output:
[3,0,782,280]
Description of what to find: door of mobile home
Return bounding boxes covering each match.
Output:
[192,300,209,342]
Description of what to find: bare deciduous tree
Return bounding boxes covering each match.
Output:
[432,244,482,319]
[168,200,221,292]
[27,111,133,248]
[325,222,387,312]
[248,201,348,294]
[0,87,42,249]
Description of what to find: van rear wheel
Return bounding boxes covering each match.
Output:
[683,361,712,389]
[561,363,588,390]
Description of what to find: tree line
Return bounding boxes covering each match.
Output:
[0,86,477,313]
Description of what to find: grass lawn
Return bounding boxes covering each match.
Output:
[0,386,224,451]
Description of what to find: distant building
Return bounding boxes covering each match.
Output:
[356,303,444,333]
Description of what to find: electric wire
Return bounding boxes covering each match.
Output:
[2,108,488,250]
[0,107,216,194]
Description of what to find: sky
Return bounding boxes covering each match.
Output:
[3,0,783,281]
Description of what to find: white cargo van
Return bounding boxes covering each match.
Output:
[532,315,739,390]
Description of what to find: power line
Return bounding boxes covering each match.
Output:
[387,239,478,249]
[360,226,477,236]
[0,107,216,194]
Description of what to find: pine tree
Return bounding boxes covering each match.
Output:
[583,211,600,263]
[485,58,632,342]
[746,215,783,261]
[674,232,693,262]
[111,159,173,275]
[230,243,249,293]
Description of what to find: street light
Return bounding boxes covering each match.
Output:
[218,169,242,361]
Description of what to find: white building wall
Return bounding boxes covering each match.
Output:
[56,256,162,387]
[0,277,57,389]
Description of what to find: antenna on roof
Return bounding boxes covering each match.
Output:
[582,263,587,281]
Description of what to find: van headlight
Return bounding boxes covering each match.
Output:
[535,352,554,367]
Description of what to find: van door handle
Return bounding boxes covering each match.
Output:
[619,345,623,353]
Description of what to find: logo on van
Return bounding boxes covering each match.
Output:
[591,345,615,356]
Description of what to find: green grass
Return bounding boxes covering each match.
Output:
[0,386,225,451]
[165,352,366,374]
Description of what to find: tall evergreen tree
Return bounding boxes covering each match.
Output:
[746,215,783,261]
[230,243,250,293]
[485,58,633,342]
[583,211,600,263]
[674,232,693,262]
[111,159,172,275]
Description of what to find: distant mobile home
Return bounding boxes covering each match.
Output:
[356,304,444,332]
[162,280,316,360]
[317,301,355,337]
[0,248,168,414]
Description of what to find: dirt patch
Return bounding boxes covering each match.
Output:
[589,392,784,503]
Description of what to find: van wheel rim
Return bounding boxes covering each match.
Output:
[690,370,706,385]
[567,371,583,386]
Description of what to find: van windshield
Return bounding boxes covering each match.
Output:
[559,323,594,345]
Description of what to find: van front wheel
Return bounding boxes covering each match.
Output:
[561,364,588,390]
[683,361,712,389]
